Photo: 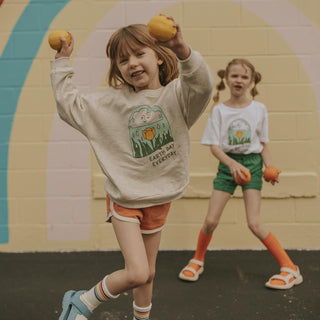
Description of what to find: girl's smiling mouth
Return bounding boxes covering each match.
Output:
[131,70,144,78]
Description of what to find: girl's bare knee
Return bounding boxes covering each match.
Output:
[147,268,156,284]
[204,218,219,234]
[248,220,263,237]
[127,268,149,288]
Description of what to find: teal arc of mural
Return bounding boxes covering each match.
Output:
[0,0,71,244]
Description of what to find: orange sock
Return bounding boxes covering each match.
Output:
[262,232,296,285]
[183,230,212,277]
[194,229,213,261]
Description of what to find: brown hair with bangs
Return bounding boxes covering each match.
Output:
[106,24,179,90]
[213,58,262,103]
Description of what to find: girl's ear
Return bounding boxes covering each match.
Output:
[157,58,164,66]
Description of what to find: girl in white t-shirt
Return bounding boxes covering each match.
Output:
[179,58,303,290]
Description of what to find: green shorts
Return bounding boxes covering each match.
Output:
[213,153,263,195]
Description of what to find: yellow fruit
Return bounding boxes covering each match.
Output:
[48,30,70,51]
[147,15,177,42]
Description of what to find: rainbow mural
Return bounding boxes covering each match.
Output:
[0,0,72,243]
[1,0,320,249]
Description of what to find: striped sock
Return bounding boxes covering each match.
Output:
[133,301,152,320]
[94,278,111,302]
[80,275,120,314]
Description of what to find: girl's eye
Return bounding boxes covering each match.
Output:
[119,58,128,64]
[136,51,144,57]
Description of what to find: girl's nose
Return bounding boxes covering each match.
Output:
[129,56,138,67]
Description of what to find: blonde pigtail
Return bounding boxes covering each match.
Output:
[250,71,262,99]
[213,69,226,103]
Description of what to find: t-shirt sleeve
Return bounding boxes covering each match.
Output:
[201,106,220,145]
[259,105,269,143]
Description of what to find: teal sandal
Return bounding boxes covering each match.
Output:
[59,290,92,320]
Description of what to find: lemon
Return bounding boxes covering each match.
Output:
[48,30,71,51]
[147,15,177,42]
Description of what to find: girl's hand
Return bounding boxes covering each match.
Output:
[55,32,74,59]
[157,16,191,60]
[228,160,249,183]
[263,166,281,185]
[265,169,281,185]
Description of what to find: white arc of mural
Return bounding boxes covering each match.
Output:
[47,0,180,241]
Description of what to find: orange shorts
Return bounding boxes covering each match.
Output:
[106,196,171,234]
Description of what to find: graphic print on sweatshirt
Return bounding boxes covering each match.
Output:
[228,119,251,145]
[129,105,174,161]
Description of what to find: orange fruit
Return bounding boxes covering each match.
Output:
[48,30,70,51]
[147,15,177,41]
[263,166,279,182]
[236,169,251,186]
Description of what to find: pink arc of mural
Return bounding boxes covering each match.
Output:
[47,0,320,242]
[232,0,320,120]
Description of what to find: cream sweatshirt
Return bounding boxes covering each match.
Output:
[50,50,214,208]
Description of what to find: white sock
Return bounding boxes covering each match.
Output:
[74,287,102,320]
[80,287,102,311]
[133,301,152,320]
[75,276,119,320]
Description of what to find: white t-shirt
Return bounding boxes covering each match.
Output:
[201,101,269,154]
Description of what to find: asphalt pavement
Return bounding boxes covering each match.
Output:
[1,250,319,320]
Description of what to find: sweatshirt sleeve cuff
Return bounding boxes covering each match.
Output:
[177,48,202,74]
[50,57,71,69]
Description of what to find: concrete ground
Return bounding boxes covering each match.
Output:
[1,250,319,320]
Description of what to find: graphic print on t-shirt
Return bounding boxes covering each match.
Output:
[228,119,251,145]
[129,105,174,158]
